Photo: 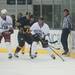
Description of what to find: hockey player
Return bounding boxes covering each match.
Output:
[14,12,32,57]
[0,9,13,59]
[14,17,55,59]
[30,17,55,59]
[14,26,33,58]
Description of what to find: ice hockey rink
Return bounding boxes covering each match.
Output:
[0,0,75,74]
[0,30,75,75]
[0,53,75,75]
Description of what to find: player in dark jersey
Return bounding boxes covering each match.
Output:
[14,26,33,58]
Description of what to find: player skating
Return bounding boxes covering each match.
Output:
[0,9,14,59]
[14,17,56,60]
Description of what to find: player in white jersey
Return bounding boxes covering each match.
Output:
[0,9,13,59]
[30,17,55,59]
[30,18,50,36]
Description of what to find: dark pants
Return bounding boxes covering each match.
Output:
[61,28,70,53]
[15,32,33,54]
[18,32,48,48]
[18,32,33,47]
[15,32,48,55]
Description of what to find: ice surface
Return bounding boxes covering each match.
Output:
[0,53,75,75]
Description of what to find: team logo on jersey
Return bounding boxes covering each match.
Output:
[2,22,11,29]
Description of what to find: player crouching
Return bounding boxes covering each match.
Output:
[30,17,56,59]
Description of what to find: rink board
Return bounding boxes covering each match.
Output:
[0,48,75,58]
[0,30,75,58]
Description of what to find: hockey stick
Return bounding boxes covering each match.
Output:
[48,44,60,50]
[48,45,65,61]
[37,37,64,61]
[38,36,64,61]
[29,41,64,61]
[49,40,58,44]
[29,34,61,60]
[42,34,60,50]
[47,34,60,50]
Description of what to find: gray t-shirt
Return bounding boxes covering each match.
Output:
[63,15,72,29]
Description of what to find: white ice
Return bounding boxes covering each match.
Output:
[0,53,75,75]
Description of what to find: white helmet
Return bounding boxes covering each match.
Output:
[1,9,7,14]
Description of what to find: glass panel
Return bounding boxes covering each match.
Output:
[7,0,15,5]
[33,5,40,17]
[54,5,61,28]
[42,5,52,28]
[17,0,26,4]
[27,0,32,4]
[7,0,32,5]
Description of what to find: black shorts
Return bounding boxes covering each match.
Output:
[18,32,33,45]
[18,32,48,48]
[18,32,25,43]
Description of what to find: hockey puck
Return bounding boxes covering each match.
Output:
[51,54,56,60]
